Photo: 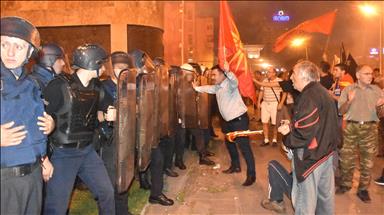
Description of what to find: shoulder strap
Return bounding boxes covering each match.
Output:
[269,80,280,102]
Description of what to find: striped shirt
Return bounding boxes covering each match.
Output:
[261,77,283,102]
[194,71,247,121]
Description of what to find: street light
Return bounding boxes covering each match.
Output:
[358,2,382,75]
[359,4,378,17]
[291,37,308,60]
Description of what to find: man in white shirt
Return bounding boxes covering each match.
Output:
[257,67,286,147]
[192,64,256,186]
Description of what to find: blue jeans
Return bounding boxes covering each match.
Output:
[292,154,334,215]
[44,144,115,215]
[267,160,292,202]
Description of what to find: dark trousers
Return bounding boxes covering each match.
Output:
[159,135,176,170]
[1,166,42,215]
[223,113,256,177]
[44,145,115,215]
[267,160,292,201]
[102,141,130,215]
[150,147,164,196]
[202,128,211,148]
[175,126,205,162]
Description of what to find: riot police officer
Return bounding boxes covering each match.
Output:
[153,57,179,178]
[174,63,215,170]
[98,51,132,215]
[43,44,115,214]
[31,43,66,90]
[1,16,55,215]
[129,50,174,206]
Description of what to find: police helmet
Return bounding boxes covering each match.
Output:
[180,63,195,73]
[38,43,65,67]
[129,49,147,68]
[72,44,108,70]
[188,63,202,75]
[200,65,207,73]
[1,16,40,51]
[153,57,165,66]
[111,51,131,66]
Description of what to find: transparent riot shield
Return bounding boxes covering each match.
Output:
[168,67,178,136]
[176,70,198,129]
[197,74,210,129]
[136,72,156,171]
[115,69,137,193]
[158,65,170,138]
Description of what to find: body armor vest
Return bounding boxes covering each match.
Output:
[1,64,47,167]
[51,74,100,145]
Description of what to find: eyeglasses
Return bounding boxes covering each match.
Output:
[360,73,373,76]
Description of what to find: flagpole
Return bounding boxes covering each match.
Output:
[323,34,331,61]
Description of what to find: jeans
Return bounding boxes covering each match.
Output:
[102,141,129,215]
[44,144,115,215]
[267,160,292,202]
[222,113,256,177]
[292,154,334,215]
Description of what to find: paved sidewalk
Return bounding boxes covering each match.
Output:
[144,121,384,215]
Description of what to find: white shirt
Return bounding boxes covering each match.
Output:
[261,77,283,103]
[194,71,247,121]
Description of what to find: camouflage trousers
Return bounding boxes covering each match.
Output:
[339,122,378,190]
[378,118,384,156]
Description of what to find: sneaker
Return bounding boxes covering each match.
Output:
[374,176,384,186]
[261,199,286,213]
[335,185,351,195]
[356,190,371,203]
[260,140,270,147]
[272,140,278,147]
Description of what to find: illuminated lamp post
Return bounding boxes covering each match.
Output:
[359,3,383,74]
[291,37,308,60]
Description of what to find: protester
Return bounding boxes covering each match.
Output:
[337,65,384,203]
[193,63,256,186]
[264,60,339,214]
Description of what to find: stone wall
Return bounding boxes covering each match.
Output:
[1,1,164,53]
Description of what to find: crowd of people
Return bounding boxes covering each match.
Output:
[1,16,384,215]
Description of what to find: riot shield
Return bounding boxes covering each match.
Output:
[197,74,210,129]
[157,64,170,138]
[136,72,157,171]
[176,69,198,129]
[115,68,137,193]
[168,67,178,136]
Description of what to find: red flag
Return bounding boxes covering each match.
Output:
[219,1,256,103]
[273,10,337,53]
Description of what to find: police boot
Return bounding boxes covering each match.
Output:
[175,156,186,170]
[149,193,174,206]
[199,154,215,166]
[139,171,151,190]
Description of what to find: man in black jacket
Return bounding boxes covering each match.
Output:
[262,60,339,214]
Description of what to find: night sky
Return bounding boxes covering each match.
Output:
[196,1,382,69]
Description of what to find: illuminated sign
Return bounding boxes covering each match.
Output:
[273,10,290,22]
[370,48,379,55]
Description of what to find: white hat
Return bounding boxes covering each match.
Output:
[180,63,194,73]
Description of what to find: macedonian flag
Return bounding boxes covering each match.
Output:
[219,1,256,103]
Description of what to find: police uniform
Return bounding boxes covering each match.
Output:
[1,63,47,214]
[100,77,131,215]
[30,43,65,91]
[1,16,47,215]
[43,45,115,214]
